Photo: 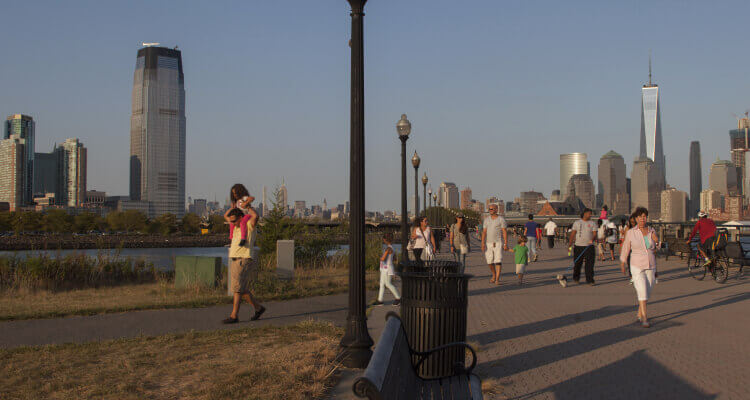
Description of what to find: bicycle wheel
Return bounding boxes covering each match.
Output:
[688,253,706,280]
[713,256,729,284]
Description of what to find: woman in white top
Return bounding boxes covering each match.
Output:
[373,233,400,306]
[411,216,437,263]
[619,207,659,328]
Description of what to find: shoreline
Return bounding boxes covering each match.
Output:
[0,234,229,251]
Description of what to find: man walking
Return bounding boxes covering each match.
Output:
[482,204,508,284]
[544,218,557,249]
[524,214,539,262]
[222,207,266,324]
[559,208,597,286]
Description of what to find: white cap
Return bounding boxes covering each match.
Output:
[698,211,708,218]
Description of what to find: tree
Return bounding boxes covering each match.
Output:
[208,214,228,234]
[256,187,304,255]
[179,213,201,234]
[42,209,73,233]
[122,210,147,232]
[154,213,177,235]
[14,212,42,233]
[106,211,125,232]
[74,212,105,233]
[0,212,12,232]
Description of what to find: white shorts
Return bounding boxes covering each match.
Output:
[485,243,503,264]
[631,266,656,301]
[516,263,527,274]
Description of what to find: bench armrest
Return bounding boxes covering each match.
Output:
[413,342,478,375]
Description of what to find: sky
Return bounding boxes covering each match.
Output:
[2,0,750,211]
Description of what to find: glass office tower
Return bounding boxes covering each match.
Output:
[560,153,588,200]
[4,114,35,205]
[639,80,666,187]
[129,46,186,217]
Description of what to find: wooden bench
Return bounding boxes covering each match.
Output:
[353,312,483,400]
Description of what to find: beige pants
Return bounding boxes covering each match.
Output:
[230,257,258,294]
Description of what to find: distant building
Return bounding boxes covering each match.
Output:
[4,114,35,205]
[565,175,595,210]
[34,151,58,196]
[598,150,628,216]
[55,138,87,207]
[33,192,56,211]
[660,188,687,222]
[192,198,207,216]
[550,190,561,202]
[86,190,106,205]
[631,157,661,218]
[439,182,459,209]
[700,189,722,213]
[519,191,545,213]
[0,136,27,210]
[729,117,749,196]
[280,180,289,211]
[689,141,702,217]
[129,45,186,217]
[639,59,666,187]
[708,158,738,197]
[460,187,472,210]
[560,153,588,199]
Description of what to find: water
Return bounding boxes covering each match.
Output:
[0,243,403,270]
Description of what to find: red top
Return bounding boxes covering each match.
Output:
[688,218,717,244]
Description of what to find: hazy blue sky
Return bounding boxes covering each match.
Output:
[2,0,750,211]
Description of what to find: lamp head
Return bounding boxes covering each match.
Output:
[396,114,411,138]
[411,151,421,168]
[422,172,428,185]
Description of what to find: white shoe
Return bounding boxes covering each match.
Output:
[629,278,633,285]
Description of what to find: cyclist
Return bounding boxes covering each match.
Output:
[686,211,717,267]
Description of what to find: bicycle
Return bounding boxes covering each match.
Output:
[686,239,729,283]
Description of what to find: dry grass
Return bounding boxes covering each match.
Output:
[0,320,343,400]
[0,257,378,321]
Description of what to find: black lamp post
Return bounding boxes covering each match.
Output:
[422,172,428,214]
[412,151,421,217]
[339,0,373,369]
[428,186,433,208]
[397,114,412,262]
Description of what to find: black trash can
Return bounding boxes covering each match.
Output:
[398,260,470,378]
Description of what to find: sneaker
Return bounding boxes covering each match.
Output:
[629,278,633,285]
[533,254,538,262]
[393,299,400,306]
[222,317,239,324]
[250,306,266,321]
[371,300,383,306]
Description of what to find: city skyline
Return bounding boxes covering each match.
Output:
[3,1,750,210]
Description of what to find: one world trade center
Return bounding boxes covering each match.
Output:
[639,56,666,188]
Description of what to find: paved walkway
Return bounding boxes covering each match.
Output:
[362,236,749,400]
[2,235,748,399]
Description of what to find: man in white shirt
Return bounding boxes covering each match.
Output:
[482,204,508,284]
[543,218,557,249]
[557,208,598,287]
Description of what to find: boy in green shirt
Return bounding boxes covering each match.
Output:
[511,236,529,285]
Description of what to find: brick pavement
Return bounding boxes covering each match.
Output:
[364,235,749,399]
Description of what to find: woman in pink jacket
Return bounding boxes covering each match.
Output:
[619,207,659,328]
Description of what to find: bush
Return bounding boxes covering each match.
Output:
[0,252,158,292]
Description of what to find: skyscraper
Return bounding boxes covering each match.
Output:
[0,136,26,210]
[565,175,595,209]
[729,116,749,197]
[560,153,588,199]
[631,157,661,219]
[597,150,628,215]
[438,182,459,209]
[34,151,57,196]
[639,56,666,187]
[709,158,738,197]
[129,45,186,217]
[55,138,87,207]
[460,187,472,210]
[279,179,288,212]
[4,114,35,205]
[689,141,702,216]
[660,187,687,222]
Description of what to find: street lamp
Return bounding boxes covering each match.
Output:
[422,172,428,214]
[433,193,438,208]
[340,0,373,369]
[428,186,433,208]
[397,113,411,262]
[412,151,421,217]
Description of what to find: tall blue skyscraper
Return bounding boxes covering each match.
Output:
[129,45,186,217]
[639,56,666,188]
